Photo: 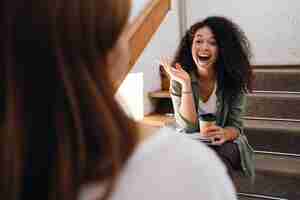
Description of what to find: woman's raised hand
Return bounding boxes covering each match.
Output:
[159,57,190,86]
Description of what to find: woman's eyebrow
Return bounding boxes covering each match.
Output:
[195,34,215,40]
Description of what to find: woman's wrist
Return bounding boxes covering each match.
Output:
[182,90,192,94]
[181,82,192,93]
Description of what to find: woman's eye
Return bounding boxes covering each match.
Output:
[209,40,217,46]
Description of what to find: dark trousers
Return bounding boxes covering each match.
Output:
[209,142,242,179]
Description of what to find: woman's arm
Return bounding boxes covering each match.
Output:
[170,80,198,132]
[225,92,246,138]
[160,59,198,131]
[175,80,198,124]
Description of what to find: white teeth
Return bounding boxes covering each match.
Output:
[198,56,210,60]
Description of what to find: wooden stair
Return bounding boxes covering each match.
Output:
[112,0,171,93]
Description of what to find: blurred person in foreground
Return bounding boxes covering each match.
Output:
[1,1,236,200]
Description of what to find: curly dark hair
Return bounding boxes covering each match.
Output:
[172,16,254,98]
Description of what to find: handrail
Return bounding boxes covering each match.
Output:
[112,0,171,93]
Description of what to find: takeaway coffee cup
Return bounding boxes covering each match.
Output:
[199,113,216,136]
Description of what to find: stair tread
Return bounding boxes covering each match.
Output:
[237,170,300,199]
[244,118,300,133]
[246,92,300,119]
[255,153,300,177]
[244,118,300,154]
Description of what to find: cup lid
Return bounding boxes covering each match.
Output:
[199,113,216,121]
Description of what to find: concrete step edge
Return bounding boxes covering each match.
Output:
[244,117,300,133]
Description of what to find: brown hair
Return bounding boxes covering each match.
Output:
[1,0,137,199]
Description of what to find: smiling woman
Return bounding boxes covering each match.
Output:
[160,16,255,181]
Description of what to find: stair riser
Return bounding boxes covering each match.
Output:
[245,127,300,154]
[245,95,300,119]
[254,69,300,92]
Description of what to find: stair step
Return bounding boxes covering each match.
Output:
[237,170,300,199]
[255,153,300,178]
[244,118,300,154]
[237,151,300,199]
[246,92,300,119]
[149,90,300,120]
[237,153,300,199]
[253,65,300,92]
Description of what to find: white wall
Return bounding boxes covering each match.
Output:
[186,0,300,65]
[117,0,181,118]
[129,0,152,22]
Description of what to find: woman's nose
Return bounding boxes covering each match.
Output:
[201,42,209,51]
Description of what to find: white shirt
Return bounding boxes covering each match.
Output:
[79,127,237,200]
[198,82,217,114]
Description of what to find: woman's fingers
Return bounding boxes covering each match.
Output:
[159,57,172,74]
[204,126,227,145]
[175,63,182,70]
[211,135,226,145]
[203,125,220,133]
[159,59,182,79]
[158,58,191,85]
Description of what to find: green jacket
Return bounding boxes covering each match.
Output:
[170,72,255,180]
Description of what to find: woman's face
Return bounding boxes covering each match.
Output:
[191,26,218,70]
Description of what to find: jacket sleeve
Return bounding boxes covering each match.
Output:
[226,92,255,179]
[225,92,246,134]
[170,80,199,132]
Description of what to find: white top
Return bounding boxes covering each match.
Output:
[198,82,217,114]
[79,127,237,200]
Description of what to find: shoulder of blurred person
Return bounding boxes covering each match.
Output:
[80,126,237,200]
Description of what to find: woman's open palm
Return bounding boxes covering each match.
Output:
[159,58,190,86]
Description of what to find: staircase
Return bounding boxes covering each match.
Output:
[144,65,300,200]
